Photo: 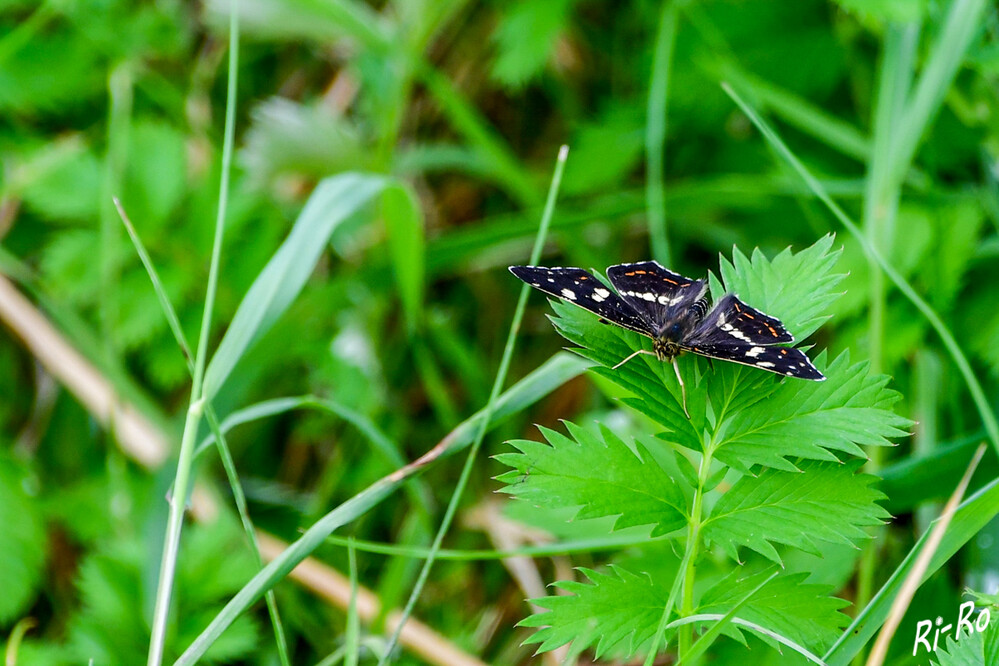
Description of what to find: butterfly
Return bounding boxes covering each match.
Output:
[509,260,824,417]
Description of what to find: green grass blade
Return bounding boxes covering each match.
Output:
[346,539,360,666]
[722,83,999,456]
[116,183,292,665]
[645,1,677,266]
[193,394,435,516]
[113,198,194,370]
[824,470,999,665]
[677,570,781,666]
[203,406,292,666]
[865,444,986,665]
[173,350,588,664]
[194,396,406,468]
[381,184,425,332]
[377,146,570,664]
[202,172,390,400]
[147,5,240,662]
[667,614,827,665]
[417,66,540,208]
[727,66,870,163]
[323,532,667,560]
[887,0,988,189]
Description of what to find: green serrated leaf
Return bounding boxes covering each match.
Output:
[714,350,912,471]
[520,565,668,658]
[714,234,844,341]
[931,614,999,666]
[702,461,888,564]
[491,0,575,88]
[698,570,849,655]
[548,297,704,445]
[123,119,187,228]
[498,421,688,536]
[0,453,45,624]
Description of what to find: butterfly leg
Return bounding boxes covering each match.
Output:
[612,348,657,370]
[672,358,690,419]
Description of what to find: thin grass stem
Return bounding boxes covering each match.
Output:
[646,1,677,266]
[322,533,667,560]
[723,83,999,456]
[146,4,240,664]
[376,145,570,664]
[346,539,360,666]
[116,195,291,665]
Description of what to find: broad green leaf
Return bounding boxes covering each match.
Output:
[520,565,669,658]
[203,172,389,399]
[698,570,849,655]
[879,434,989,513]
[712,233,844,341]
[702,461,888,564]
[714,350,912,472]
[497,421,688,536]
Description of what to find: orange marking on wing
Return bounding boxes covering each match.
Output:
[626,271,636,276]
[579,275,589,280]
[780,349,787,355]
[766,324,778,336]
[680,282,691,286]
[662,278,678,285]
[743,313,755,320]
[635,270,647,274]
[734,302,742,312]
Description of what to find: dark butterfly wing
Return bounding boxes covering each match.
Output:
[606,261,706,326]
[683,342,825,380]
[687,293,794,346]
[509,265,654,337]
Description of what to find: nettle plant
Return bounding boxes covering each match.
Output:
[497,236,913,663]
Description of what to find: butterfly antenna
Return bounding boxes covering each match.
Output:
[612,348,656,370]
[672,358,690,419]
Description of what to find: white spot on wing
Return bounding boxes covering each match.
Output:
[658,293,686,306]
[561,288,577,300]
[745,346,765,358]
[757,361,775,368]
[721,323,752,342]
[593,288,610,303]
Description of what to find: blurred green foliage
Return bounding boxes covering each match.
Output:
[0,0,998,663]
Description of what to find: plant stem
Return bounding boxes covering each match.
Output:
[376,146,569,664]
[678,445,713,659]
[148,397,204,664]
[646,1,677,266]
[146,4,239,663]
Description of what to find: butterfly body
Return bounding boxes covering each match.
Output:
[509,260,824,382]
